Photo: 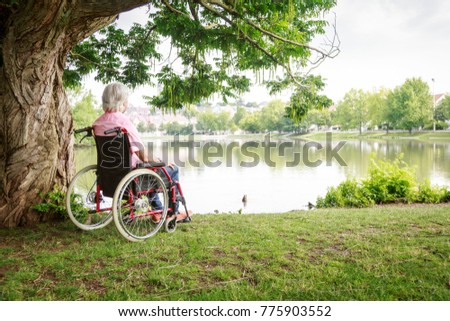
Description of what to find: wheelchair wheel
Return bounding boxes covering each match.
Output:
[66,165,113,230]
[164,215,177,233]
[112,169,168,242]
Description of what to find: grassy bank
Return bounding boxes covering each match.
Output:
[297,131,450,142]
[1,206,449,301]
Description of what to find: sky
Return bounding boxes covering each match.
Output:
[85,0,450,106]
[316,0,450,103]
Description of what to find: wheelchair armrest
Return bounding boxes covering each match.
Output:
[137,161,166,168]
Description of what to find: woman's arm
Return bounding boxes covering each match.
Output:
[137,149,163,163]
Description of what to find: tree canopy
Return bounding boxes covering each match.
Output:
[385,78,432,132]
[315,78,438,133]
[64,0,339,113]
[333,89,368,133]
[69,89,101,129]
[285,75,332,123]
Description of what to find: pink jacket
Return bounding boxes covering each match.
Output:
[93,112,143,168]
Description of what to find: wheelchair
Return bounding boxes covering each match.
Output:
[65,126,190,241]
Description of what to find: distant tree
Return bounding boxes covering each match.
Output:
[70,89,100,129]
[137,122,157,133]
[246,102,259,108]
[333,102,353,131]
[284,75,333,124]
[196,110,218,133]
[303,108,331,129]
[336,89,369,134]
[239,112,263,133]
[334,89,368,132]
[216,111,232,132]
[232,106,248,127]
[161,122,193,135]
[260,100,283,132]
[427,95,449,130]
[182,105,198,124]
[137,121,146,133]
[146,123,157,133]
[366,88,389,131]
[386,78,432,134]
[259,100,295,132]
[435,95,450,121]
[196,110,231,133]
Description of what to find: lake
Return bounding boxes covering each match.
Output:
[75,134,450,214]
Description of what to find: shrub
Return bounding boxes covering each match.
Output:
[413,180,450,204]
[316,186,344,208]
[32,187,67,219]
[316,179,373,208]
[316,155,450,208]
[362,156,416,204]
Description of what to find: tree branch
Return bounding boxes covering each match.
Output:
[68,51,116,73]
[204,0,336,59]
[188,0,200,22]
[196,0,306,87]
[77,0,152,17]
[161,0,189,17]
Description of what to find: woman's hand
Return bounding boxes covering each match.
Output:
[137,150,149,162]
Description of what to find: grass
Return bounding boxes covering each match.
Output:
[1,205,449,301]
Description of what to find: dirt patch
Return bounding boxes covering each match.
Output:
[0,264,13,283]
[0,237,26,251]
[83,278,108,295]
[296,237,308,244]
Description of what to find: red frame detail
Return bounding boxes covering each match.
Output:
[93,127,187,221]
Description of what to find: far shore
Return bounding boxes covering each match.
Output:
[74,130,450,148]
[291,130,450,142]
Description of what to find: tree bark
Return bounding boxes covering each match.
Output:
[0,0,150,227]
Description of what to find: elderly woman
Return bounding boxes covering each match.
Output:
[93,82,150,167]
[93,82,191,221]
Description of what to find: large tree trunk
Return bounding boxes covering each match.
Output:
[0,55,73,226]
[0,1,120,227]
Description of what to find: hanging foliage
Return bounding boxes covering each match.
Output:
[65,0,339,112]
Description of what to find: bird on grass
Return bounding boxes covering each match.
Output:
[242,194,247,207]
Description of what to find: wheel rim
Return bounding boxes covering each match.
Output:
[113,170,168,241]
[164,215,177,233]
[66,165,113,230]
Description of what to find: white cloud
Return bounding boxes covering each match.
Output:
[316,0,450,103]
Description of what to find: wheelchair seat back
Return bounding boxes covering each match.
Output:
[95,133,132,198]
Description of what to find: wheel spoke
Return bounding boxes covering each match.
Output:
[113,169,168,241]
[66,165,113,230]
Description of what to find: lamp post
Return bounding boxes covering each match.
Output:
[432,78,436,132]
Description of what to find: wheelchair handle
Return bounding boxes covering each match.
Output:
[74,126,93,134]
[104,127,123,135]
[74,127,93,143]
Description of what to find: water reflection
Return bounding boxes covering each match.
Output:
[74,135,450,214]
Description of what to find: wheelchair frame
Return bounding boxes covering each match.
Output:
[66,126,190,241]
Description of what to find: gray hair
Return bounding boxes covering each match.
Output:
[102,82,129,112]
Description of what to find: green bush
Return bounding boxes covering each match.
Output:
[316,155,450,208]
[413,180,450,204]
[316,179,373,208]
[316,187,344,208]
[32,187,67,219]
[362,156,416,204]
